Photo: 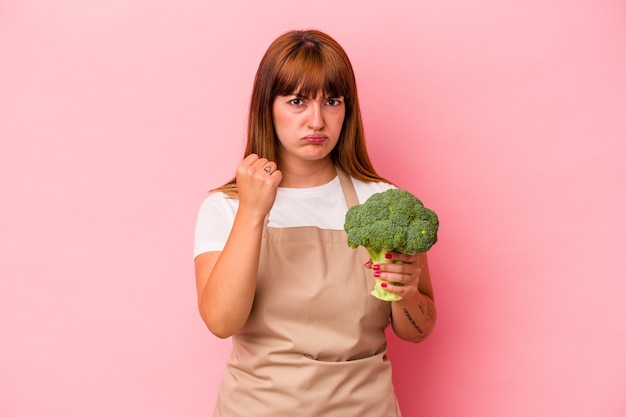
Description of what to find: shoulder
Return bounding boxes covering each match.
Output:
[196,191,239,223]
[351,177,396,204]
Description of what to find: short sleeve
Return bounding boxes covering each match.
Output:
[193,192,238,258]
[352,179,396,203]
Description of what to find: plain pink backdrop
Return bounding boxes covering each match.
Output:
[1,1,625,416]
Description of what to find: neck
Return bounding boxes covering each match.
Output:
[277,157,337,188]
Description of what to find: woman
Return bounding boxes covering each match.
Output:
[194,29,436,416]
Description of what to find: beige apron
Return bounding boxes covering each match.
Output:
[213,170,402,416]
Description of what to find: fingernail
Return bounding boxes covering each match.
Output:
[373,272,381,278]
[372,264,380,271]
[381,282,388,288]
[385,253,393,259]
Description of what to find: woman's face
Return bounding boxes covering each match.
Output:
[272,92,345,165]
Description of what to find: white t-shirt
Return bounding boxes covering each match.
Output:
[193,175,394,258]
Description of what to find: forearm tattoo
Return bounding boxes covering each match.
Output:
[403,301,435,335]
[402,308,424,335]
[418,300,436,321]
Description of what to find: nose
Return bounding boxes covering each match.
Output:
[307,102,325,131]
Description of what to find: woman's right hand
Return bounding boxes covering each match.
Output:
[235,154,282,219]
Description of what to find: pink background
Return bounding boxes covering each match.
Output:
[1,1,625,416]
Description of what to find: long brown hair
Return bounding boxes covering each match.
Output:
[214,29,388,196]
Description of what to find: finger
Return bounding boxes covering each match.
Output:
[249,156,269,169]
[375,262,414,274]
[374,268,404,283]
[237,155,263,177]
[379,280,405,294]
[372,264,421,285]
[246,157,277,175]
[262,161,278,175]
[380,279,419,299]
[385,251,419,264]
[242,153,261,166]
[391,285,418,300]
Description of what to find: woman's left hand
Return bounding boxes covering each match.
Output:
[364,252,422,299]
[368,252,436,342]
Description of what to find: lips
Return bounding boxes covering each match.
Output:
[305,134,327,144]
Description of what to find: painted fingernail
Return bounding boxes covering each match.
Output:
[372,264,380,271]
[381,282,388,288]
[373,272,381,278]
[385,253,393,259]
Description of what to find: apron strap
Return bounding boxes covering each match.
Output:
[336,168,360,208]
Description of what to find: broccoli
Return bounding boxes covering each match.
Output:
[344,188,439,301]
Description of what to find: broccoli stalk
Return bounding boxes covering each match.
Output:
[344,188,439,302]
[364,247,406,302]
[365,247,394,266]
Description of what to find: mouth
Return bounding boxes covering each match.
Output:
[304,134,327,144]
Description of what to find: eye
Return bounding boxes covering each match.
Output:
[289,98,305,106]
[325,97,343,106]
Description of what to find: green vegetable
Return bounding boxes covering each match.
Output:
[344,188,439,301]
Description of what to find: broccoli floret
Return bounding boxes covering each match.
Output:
[344,188,439,301]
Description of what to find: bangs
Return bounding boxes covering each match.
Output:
[273,46,351,99]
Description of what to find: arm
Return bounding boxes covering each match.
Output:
[368,252,436,342]
[195,154,282,338]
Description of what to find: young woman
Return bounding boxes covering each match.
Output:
[194,29,436,416]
